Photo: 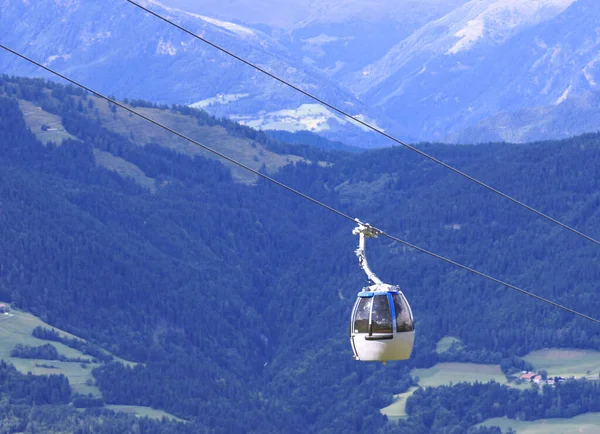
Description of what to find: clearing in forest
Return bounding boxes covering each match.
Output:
[0,303,181,421]
[0,304,104,396]
[435,336,463,354]
[17,99,76,145]
[478,413,600,433]
[105,405,186,422]
[381,346,600,421]
[412,362,508,388]
[380,362,512,420]
[524,348,600,379]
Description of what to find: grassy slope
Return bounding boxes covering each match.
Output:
[88,96,306,183]
[16,93,311,185]
[524,349,600,379]
[0,305,102,396]
[380,363,515,420]
[435,336,462,354]
[18,99,77,145]
[0,303,180,421]
[478,413,600,433]
[16,98,158,192]
[381,346,600,420]
[105,405,186,422]
[380,387,418,422]
[412,362,509,388]
[93,149,157,193]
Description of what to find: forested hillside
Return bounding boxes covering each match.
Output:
[0,360,195,433]
[1,75,600,432]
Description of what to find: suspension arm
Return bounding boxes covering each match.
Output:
[353,220,383,285]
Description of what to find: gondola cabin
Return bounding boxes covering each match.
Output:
[350,284,414,361]
[350,222,415,362]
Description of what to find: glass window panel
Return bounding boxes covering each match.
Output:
[353,297,372,333]
[393,293,414,332]
[371,295,392,333]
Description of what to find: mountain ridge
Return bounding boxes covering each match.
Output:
[1,0,388,146]
[5,0,600,145]
[157,0,600,144]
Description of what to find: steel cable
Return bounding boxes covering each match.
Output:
[1,43,598,324]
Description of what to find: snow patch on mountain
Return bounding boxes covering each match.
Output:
[190,93,249,109]
[156,40,177,56]
[46,54,72,65]
[188,14,256,37]
[448,17,485,54]
[80,31,112,49]
[230,104,381,134]
[447,0,577,55]
[234,104,342,132]
[351,114,385,132]
[353,0,578,96]
[303,34,352,46]
[555,85,571,104]
[147,0,255,37]
[583,56,600,87]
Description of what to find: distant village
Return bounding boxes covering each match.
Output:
[520,371,565,386]
[520,370,600,386]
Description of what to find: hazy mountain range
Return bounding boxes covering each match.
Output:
[350,0,600,143]
[2,0,600,145]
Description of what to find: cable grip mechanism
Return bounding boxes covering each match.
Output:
[353,219,383,286]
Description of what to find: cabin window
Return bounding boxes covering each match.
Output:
[353,297,371,333]
[371,295,393,333]
[393,293,414,332]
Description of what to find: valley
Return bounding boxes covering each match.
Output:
[4,0,600,146]
[2,0,600,431]
[0,75,599,432]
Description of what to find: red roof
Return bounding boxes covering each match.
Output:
[521,372,536,380]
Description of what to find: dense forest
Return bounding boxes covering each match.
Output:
[1,75,600,432]
[388,380,600,433]
[0,361,197,433]
[32,325,114,362]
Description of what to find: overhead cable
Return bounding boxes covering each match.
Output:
[1,43,598,324]
[125,0,600,249]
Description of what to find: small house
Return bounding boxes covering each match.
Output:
[0,304,8,314]
[521,372,536,381]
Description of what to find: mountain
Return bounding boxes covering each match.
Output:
[161,0,600,144]
[4,0,600,145]
[160,0,470,79]
[445,90,600,143]
[159,0,470,29]
[349,0,600,143]
[0,0,388,146]
[2,75,600,432]
[350,0,577,95]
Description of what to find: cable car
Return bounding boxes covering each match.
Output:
[350,222,415,362]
